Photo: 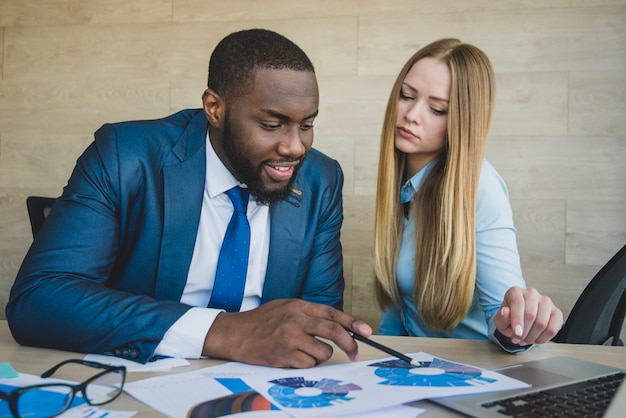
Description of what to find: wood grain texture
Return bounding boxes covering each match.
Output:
[0,2,624,343]
[0,27,4,80]
[0,0,173,26]
[569,71,626,135]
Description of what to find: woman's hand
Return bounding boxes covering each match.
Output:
[494,286,564,346]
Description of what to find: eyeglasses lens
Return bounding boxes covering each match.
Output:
[16,384,73,418]
[85,370,124,405]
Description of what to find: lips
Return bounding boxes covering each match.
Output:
[397,127,417,140]
[265,163,297,183]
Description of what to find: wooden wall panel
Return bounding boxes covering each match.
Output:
[491,72,569,136]
[569,71,626,135]
[0,1,624,342]
[510,199,566,268]
[486,137,626,201]
[0,0,173,26]
[0,27,4,80]
[567,201,626,265]
[172,0,575,23]
[359,6,626,75]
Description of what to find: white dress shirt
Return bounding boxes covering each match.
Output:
[155,133,270,358]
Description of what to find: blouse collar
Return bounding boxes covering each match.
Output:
[401,160,436,203]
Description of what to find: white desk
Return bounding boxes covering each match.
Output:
[1,320,624,416]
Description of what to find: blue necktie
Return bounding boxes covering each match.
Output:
[208,186,250,312]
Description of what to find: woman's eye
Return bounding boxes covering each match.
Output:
[432,108,448,116]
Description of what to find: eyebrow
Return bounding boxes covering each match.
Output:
[260,108,319,121]
[401,82,449,104]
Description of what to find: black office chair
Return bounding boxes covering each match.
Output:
[26,196,57,239]
[552,243,626,346]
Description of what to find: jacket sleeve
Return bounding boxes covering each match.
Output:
[6,125,191,363]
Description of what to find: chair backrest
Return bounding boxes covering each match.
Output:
[26,196,57,239]
[552,244,626,346]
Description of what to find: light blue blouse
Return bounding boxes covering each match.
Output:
[379,159,529,352]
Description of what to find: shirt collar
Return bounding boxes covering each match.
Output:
[401,160,436,203]
[205,131,247,198]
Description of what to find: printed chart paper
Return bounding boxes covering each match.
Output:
[124,352,528,417]
[233,352,529,417]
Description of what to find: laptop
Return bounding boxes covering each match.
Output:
[432,356,625,417]
[605,372,626,418]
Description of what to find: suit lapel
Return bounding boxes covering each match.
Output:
[262,185,307,302]
[154,113,207,301]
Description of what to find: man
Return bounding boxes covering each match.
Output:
[6,29,371,368]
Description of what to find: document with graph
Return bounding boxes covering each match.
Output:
[124,352,529,417]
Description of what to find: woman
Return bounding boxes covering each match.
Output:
[373,38,562,352]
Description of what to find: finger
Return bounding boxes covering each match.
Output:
[270,344,323,369]
[519,297,550,344]
[497,306,525,344]
[517,291,543,344]
[291,335,335,367]
[260,300,367,365]
[496,306,517,336]
[533,312,564,344]
[502,287,527,343]
[349,320,373,337]
[507,288,527,336]
[258,320,338,368]
[282,337,333,369]
[523,298,563,344]
[305,303,373,337]
[532,326,557,345]
[289,351,318,369]
[301,304,372,361]
[302,317,360,361]
[494,305,509,333]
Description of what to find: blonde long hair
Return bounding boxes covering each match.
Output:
[373,38,495,333]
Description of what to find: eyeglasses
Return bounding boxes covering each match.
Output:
[0,359,126,418]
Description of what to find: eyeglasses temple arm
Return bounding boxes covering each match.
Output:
[40,359,115,378]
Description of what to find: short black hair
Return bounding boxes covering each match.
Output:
[208,28,315,100]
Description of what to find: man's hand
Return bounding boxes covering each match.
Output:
[494,286,564,346]
[202,299,372,368]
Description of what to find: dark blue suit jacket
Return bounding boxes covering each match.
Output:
[6,109,345,362]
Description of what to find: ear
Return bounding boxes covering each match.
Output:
[202,88,225,129]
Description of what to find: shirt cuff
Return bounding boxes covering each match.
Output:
[492,328,534,354]
[154,307,223,359]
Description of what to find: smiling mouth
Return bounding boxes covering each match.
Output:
[265,162,298,182]
[270,165,291,172]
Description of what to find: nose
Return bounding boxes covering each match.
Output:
[404,101,423,125]
[277,126,308,157]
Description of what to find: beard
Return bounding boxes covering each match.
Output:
[222,113,303,206]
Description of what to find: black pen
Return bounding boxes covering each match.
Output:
[347,331,420,367]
